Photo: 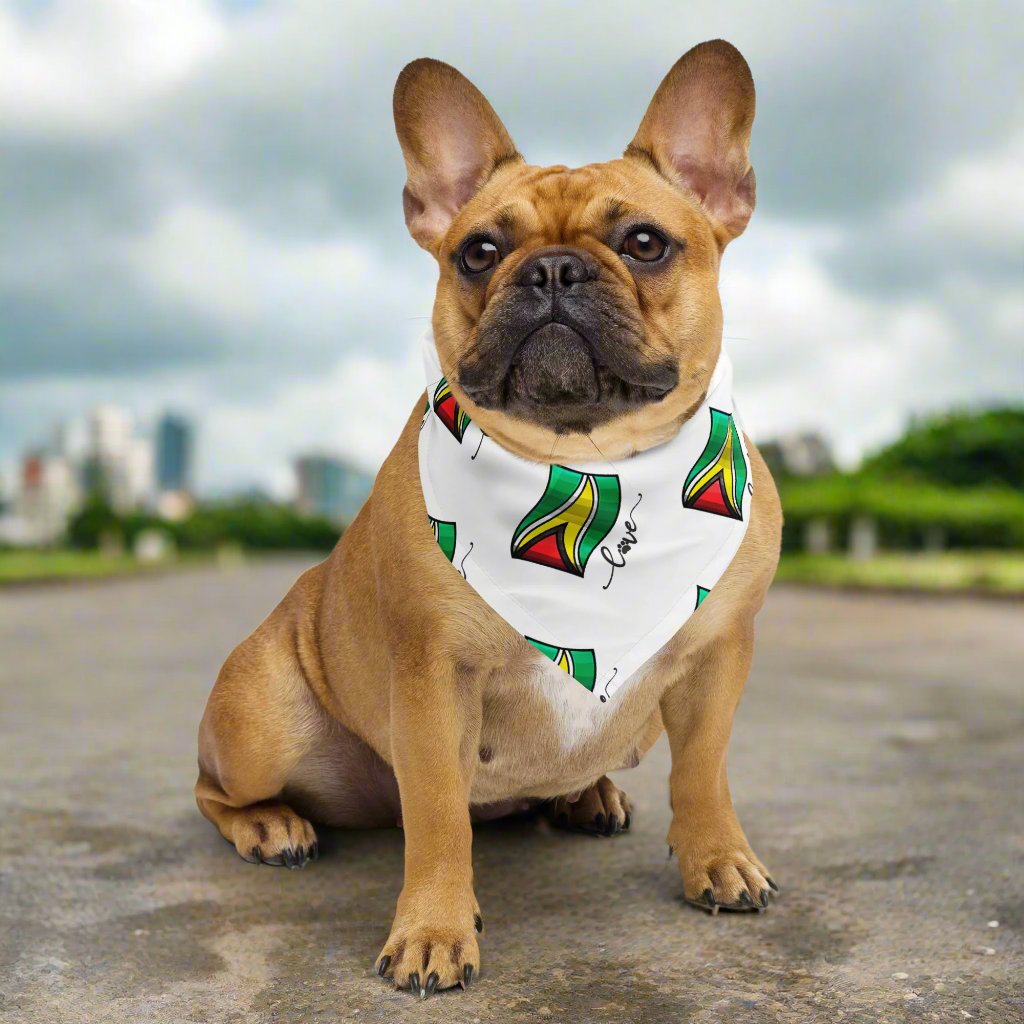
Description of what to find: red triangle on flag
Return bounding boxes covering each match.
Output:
[691,476,731,517]
[436,395,458,434]
[522,530,568,571]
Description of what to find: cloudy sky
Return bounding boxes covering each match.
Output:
[1,0,1021,497]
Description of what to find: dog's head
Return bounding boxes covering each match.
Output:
[394,41,756,460]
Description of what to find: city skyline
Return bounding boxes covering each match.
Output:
[0,400,375,544]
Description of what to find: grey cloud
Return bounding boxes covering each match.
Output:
[134,1,1024,230]
[0,288,217,377]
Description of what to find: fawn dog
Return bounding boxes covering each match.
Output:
[196,39,781,997]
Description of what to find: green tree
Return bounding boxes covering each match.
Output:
[864,407,1024,488]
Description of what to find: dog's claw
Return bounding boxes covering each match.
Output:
[425,972,439,997]
[463,963,475,989]
[250,846,262,864]
[623,811,631,830]
[759,887,770,908]
[766,876,780,893]
[593,812,606,833]
[607,814,619,835]
[309,842,319,861]
[376,955,391,977]
[738,890,755,909]
[408,972,420,995]
[474,913,483,933]
[686,887,720,914]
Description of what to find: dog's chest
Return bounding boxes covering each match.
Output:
[526,656,638,749]
[471,650,657,803]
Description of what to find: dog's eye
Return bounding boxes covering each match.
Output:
[460,238,500,274]
[621,229,667,262]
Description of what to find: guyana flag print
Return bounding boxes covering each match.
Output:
[682,408,748,520]
[526,638,598,691]
[432,376,471,443]
[428,516,457,563]
[510,465,621,577]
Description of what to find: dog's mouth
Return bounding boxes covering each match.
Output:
[459,319,678,433]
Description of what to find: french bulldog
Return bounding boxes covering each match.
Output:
[196,39,782,997]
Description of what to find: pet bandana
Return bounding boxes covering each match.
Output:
[418,331,752,704]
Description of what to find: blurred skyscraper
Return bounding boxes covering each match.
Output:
[8,451,81,545]
[156,415,194,493]
[294,455,372,524]
[759,432,835,480]
[82,406,154,512]
[153,414,195,520]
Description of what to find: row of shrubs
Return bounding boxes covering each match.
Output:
[67,498,342,553]
[778,474,1024,552]
[64,477,1023,559]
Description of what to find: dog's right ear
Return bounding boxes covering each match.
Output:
[394,59,521,254]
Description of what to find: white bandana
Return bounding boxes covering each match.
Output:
[418,332,752,704]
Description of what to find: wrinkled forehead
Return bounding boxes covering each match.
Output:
[451,159,713,249]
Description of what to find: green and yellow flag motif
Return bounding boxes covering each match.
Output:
[432,377,471,442]
[428,516,457,563]
[526,637,598,691]
[511,465,621,577]
[682,408,748,521]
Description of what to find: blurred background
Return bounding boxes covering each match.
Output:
[1,0,1021,591]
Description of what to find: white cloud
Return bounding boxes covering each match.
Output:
[0,0,225,132]
[897,133,1024,243]
[131,201,379,330]
[722,222,972,465]
[200,343,424,496]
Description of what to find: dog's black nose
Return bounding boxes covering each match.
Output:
[517,248,593,289]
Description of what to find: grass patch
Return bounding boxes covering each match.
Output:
[0,550,190,585]
[777,551,1024,595]
[5,548,1023,596]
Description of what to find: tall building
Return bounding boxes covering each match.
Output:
[156,414,194,493]
[759,432,835,480]
[88,405,133,462]
[10,451,81,544]
[82,406,154,511]
[294,455,373,524]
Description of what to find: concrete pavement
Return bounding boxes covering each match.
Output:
[1,559,1022,1023]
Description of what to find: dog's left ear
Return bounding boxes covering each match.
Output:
[627,40,756,246]
[394,58,521,253]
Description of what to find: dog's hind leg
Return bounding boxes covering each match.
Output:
[195,610,322,868]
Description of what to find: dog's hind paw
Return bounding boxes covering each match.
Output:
[545,775,633,836]
[226,801,318,868]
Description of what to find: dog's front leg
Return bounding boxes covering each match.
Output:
[661,620,777,912]
[376,656,481,996]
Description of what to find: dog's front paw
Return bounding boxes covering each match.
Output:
[546,775,632,836]
[375,889,482,997]
[669,821,778,913]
